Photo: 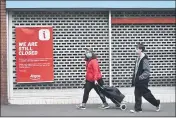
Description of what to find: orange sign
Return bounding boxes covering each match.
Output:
[16,26,54,83]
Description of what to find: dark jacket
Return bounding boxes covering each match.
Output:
[132,54,150,87]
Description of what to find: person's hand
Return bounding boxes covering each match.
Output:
[94,80,98,85]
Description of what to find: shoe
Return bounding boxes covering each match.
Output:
[156,100,161,112]
[100,103,110,109]
[130,109,142,113]
[76,103,86,110]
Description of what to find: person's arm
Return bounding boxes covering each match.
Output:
[131,66,135,86]
[91,59,99,81]
[131,59,137,86]
[139,59,150,80]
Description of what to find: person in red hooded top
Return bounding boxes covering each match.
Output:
[76,48,109,109]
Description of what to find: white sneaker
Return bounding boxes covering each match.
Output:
[130,109,142,113]
[76,103,86,110]
[99,103,110,109]
[156,104,161,112]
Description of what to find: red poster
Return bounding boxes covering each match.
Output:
[16,26,54,83]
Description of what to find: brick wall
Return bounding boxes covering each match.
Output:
[9,10,175,90]
[0,0,8,104]
[111,11,176,87]
[11,11,110,89]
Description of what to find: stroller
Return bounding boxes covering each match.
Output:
[97,84,127,110]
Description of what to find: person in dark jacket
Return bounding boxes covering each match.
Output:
[76,48,109,109]
[130,43,161,113]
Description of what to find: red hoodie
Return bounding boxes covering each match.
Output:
[86,59,102,82]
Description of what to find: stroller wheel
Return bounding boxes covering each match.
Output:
[120,104,127,111]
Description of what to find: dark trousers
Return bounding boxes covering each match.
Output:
[82,79,107,104]
[134,85,160,111]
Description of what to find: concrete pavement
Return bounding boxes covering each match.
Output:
[10,87,175,104]
[1,103,175,117]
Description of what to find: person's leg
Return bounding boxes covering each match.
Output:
[94,79,107,102]
[82,81,93,103]
[141,86,161,111]
[77,81,93,109]
[134,87,142,112]
[94,85,107,104]
[94,79,109,109]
